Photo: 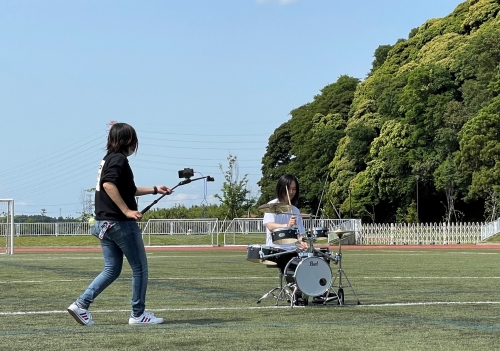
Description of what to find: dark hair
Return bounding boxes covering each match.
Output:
[106,123,139,154]
[275,174,300,206]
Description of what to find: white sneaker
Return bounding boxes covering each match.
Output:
[128,311,164,325]
[67,302,95,326]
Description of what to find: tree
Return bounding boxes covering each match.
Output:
[78,188,95,222]
[457,96,500,200]
[215,155,255,220]
[369,44,393,75]
[258,121,293,204]
[434,157,464,224]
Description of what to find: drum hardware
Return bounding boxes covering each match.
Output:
[328,228,361,305]
[259,248,298,262]
[256,267,284,304]
[256,249,299,305]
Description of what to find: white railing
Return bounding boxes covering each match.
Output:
[359,222,483,245]
[141,218,219,246]
[220,218,362,245]
[481,217,500,241]
[2,220,493,246]
[13,222,93,236]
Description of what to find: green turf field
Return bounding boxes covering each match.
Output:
[1,247,499,350]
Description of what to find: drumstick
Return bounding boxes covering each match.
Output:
[285,186,295,224]
[285,185,292,207]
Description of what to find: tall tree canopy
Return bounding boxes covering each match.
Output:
[260,0,500,223]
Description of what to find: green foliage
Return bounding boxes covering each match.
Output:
[456,95,500,201]
[214,155,255,219]
[142,204,225,221]
[258,121,293,204]
[260,0,500,223]
[259,75,359,212]
[370,44,394,75]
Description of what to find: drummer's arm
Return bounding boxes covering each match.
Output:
[265,216,296,231]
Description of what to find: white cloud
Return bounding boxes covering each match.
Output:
[256,0,298,5]
[171,193,198,202]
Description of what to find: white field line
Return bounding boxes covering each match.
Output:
[2,301,500,316]
[0,277,276,284]
[2,276,500,284]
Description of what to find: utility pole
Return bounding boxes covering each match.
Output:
[348,187,352,218]
[415,175,420,223]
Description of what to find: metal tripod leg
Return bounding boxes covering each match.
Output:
[332,268,361,305]
[257,270,287,305]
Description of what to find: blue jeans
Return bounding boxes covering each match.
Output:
[77,220,148,316]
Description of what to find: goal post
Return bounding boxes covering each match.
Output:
[0,199,14,255]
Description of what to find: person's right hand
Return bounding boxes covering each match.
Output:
[288,215,296,227]
[125,209,143,221]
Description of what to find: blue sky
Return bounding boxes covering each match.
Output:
[0,0,462,219]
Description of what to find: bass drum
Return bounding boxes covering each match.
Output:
[284,256,332,297]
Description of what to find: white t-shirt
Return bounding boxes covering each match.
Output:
[263,198,305,250]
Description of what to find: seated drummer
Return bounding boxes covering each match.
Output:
[263,174,308,274]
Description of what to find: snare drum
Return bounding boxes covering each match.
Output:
[271,227,298,245]
[246,245,284,265]
[312,227,329,241]
[284,256,332,297]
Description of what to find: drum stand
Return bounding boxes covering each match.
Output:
[256,269,285,305]
[256,249,296,306]
[330,230,361,305]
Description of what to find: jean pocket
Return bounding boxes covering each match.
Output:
[96,221,118,240]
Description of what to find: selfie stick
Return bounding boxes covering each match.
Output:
[140,174,214,215]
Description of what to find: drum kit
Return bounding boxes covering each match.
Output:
[246,202,361,308]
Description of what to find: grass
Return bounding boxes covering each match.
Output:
[7,233,268,248]
[1,246,500,350]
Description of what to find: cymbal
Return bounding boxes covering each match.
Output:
[328,231,355,243]
[329,228,352,236]
[258,203,292,214]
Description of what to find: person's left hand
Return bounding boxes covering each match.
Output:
[297,235,308,249]
[156,185,173,195]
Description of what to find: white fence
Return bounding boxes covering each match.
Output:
[2,219,499,246]
[141,219,219,246]
[359,222,483,245]
[481,217,500,241]
[220,218,361,245]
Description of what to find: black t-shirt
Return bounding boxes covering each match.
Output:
[94,152,137,221]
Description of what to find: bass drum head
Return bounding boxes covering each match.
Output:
[290,257,332,296]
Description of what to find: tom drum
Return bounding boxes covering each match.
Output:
[246,245,285,266]
[271,227,299,245]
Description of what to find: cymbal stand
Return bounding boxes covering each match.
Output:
[330,231,361,305]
